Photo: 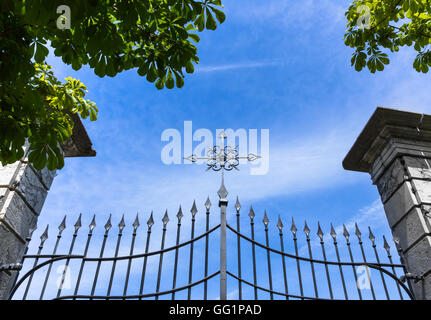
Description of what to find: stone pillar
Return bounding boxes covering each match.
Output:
[0,114,95,299]
[343,107,431,300]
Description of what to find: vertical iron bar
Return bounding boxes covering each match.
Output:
[156,211,169,300]
[40,216,67,300]
[171,207,183,300]
[139,212,154,300]
[204,198,211,300]
[106,215,125,298]
[291,218,304,300]
[368,227,390,299]
[330,224,348,300]
[354,224,376,300]
[263,211,273,300]
[56,214,82,298]
[387,237,406,299]
[73,215,96,300]
[343,225,363,300]
[218,174,228,300]
[90,215,112,299]
[304,221,318,298]
[235,197,242,300]
[23,225,49,300]
[188,201,198,300]
[123,214,140,298]
[249,206,258,300]
[317,223,333,299]
[277,216,289,300]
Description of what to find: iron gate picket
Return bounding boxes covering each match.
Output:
[7,183,415,300]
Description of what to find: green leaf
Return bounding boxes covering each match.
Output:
[166,70,175,89]
[195,12,205,31]
[209,6,226,23]
[185,61,194,73]
[34,42,49,63]
[205,8,217,30]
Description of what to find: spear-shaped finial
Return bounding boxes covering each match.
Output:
[104,214,112,232]
[190,200,198,218]
[330,223,337,240]
[118,214,126,233]
[176,206,184,223]
[368,226,375,244]
[162,210,169,228]
[40,225,49,245]
[58,215,66,234]
[303,221,310,238]
[291,217,297,235]
[205,197,211,211]
[235,196,241,212]
[147,211,154,230]
[343,224,350,241]
[248,205,255,221]
[277,215,284,233]
[74,214,82,233]
[133,213,140,231]
[263,210,269,229]
[89,214,96,232]
[317,222,324,241]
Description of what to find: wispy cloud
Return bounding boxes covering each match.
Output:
[197,61,281,73]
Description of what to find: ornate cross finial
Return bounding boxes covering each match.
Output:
[184,130,261,172]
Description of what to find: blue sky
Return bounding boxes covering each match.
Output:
[15,0,431,300]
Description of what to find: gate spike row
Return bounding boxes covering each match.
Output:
[290,217,297,235]
[74,214,82,233]
[303,221,310,238]
[248,205,255,221]
[104,214,112,232]
[317,222,324,241]
[235,196,241,212]
[40,225,49,245]
[263,210,269,228]
[342,224,350,240]
[383,235,391,254]
[147,211,154,229]
[330,223,337,240]
[277,215,283,232]
[205,197,211,211]
[89,214,96,232]
[368,226,375,244]
[118,214,126,232]
[58,215,66,233]
[354,223,362,239]
[176,206,184,223]
[133,213,140,231]
[190,200,198,217]
[162,210,170,227]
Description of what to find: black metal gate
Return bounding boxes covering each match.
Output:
[8,182,414,300]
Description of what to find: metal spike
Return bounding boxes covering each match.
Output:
[248,206,255,220]
[263,211,269,227]
[190,200,198,217]
[276,215,283,231]
[368,226,375,243]
[303,221,310,237]
[147,212,154,229]
[176,206,184,222]
[205,197,211,211]
[104,214,112,232]
[235,196,241,212]
[383,235,390,253]
[290,217,297,235]
[217,174,228,199]
[330,223,337,240]
[58,215,66,233]
[74,214,82,232]
[355,223,362,239]
[162,210,169,227]
[89,214,96,231]
[343,224,350,239]
[317,222,324,241]
[118,215,126,232]
[40,225,49,243]
[133,213,140,230]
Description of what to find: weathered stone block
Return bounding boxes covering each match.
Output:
[404,156,431,180]
[392,207,431,251]
[0,162,20,187]
[14,164,48,213]
[384,181,418,228]
[0,191,37,240]
[376,158,406,203]
[412,179,431,204]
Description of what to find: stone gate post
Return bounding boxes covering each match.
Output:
[0,114,95,299]
[343,107,431,300]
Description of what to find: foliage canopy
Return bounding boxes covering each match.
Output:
[0,0,225,170]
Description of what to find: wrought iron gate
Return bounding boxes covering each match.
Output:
[8,181,415,300]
